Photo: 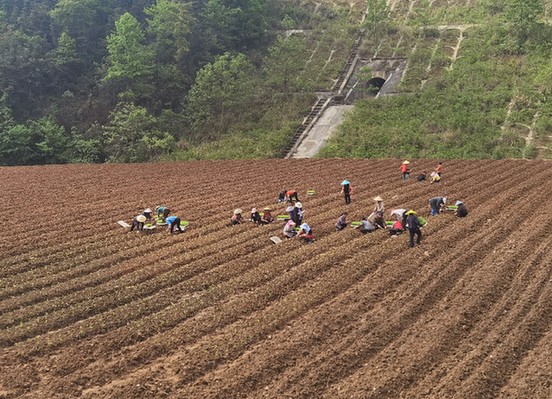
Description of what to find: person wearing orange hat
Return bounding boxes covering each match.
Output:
[401,160,410,180]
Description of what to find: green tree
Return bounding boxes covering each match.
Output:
[146,0,191,63]
[205,0,270,53]
[50,0,109,63]
[185,52,257,138]
[52,31,78,67]
[504,0,544,45]
[103,103,175,163]
[262,35,308,93]
[104,12,154,101]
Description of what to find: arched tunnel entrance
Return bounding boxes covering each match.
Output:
[365,77,386,95]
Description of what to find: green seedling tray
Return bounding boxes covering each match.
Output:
[180,220,190,227]
[351,221,362,226]
[277,214,289,220]
[446,205,458,211]
[385,221,394,226]
[307,189,316,196]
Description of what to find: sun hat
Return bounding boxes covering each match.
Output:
[405,210,417,215]
[263,207,271,211]
[295,202,302,208]
[455,200,463,206]
[286,206,294,212]
[234,208,242,215]
[403,160,410,164]
[373,196,383,202]
[341,180,350,185]
[144,208,152,213]
[443,197,447,204]
[137,215,147,223]
[287,220,296,225]
[155,206,160,211]
[251,208,257,213]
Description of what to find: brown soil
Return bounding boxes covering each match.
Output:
[1,159,551,399]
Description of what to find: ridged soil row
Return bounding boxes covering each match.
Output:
[324,180,552,399]
[171,161,544,396]
[417,239,552,398]
[8,230,384,398]
[81,161,528,398]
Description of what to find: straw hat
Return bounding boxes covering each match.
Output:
[405,210,417,215]
[234,208,242,215]
[403,160,410,164]
[263,207,271,211]
[137,215,147,223]
[295,202,302,208]
[455,200,463,206]
[144,208,152,213]
[373,196,383,202]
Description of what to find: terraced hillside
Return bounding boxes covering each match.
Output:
[1,159,551,398]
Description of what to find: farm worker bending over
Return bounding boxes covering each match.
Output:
[358,217,376,234]
[130,214,147,231]
[368,211,386,229]
[389,220,404,236]
[291,202,304,225]
[430,171,441,184]
[297,222,314,244]
[283,220,297,238]
[401,160,410,180]
[142,208,153,221]
[261,207,274,224]
[278,191,286,203]
[373,196,385,213]
[406,210,422,247]
[231,209,246,225]
[454,201,468,217]
[250,208,262,225]
[335,212,348,231]
[155,206,171,221]
[436,161,443,177]
[390,208,407,230]
[429,196,447,216]
[286,190,299,203]
[340,180,352,205]
[166,215,183,234]
[417,171,427,181]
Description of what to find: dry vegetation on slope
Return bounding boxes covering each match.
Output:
[1,159,551,398]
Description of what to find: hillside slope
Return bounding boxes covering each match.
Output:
[1,159,551,398]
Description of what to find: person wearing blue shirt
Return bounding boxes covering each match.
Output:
[166,215,183,234]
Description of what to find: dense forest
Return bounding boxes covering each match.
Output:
[2,0,551,165]
[0,0,361,165]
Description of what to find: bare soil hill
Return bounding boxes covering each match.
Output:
[1,159,551,398]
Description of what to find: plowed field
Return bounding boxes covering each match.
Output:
[1,159,551,399]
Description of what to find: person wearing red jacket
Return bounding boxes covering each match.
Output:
[401,160,410,180]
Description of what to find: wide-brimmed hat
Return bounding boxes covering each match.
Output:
[341,180,350,185]
[155,206,160,211]
[137,215,147,223]
[234,208,242,215]
[373,196,383,202]
[144,208,152,213]
[286,206,294,212]
[263,207,271,211]
[405,210,417,215]
[295,202,302,208]
[403,160,410,164]
[455,200,463,206]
